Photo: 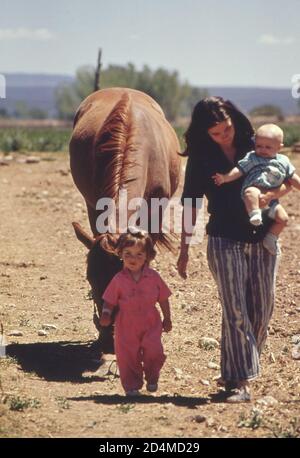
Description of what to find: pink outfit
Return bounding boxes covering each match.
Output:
[102,265,171,392]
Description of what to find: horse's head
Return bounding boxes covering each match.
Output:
[72,222,123,310]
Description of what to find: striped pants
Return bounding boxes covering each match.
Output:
[207,236,280,382]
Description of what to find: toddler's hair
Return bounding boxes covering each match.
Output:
[255,123,284,144]
[116,229,156,261]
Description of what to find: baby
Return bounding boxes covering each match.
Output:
[213,124,300,254]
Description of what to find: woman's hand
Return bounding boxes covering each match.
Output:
[99,312,111,327]
[259,182,292,208]
[177,252,189,279]
[259,190,274,208]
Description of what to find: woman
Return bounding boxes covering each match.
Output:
[177,97,291,402]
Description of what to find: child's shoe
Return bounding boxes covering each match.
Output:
[249,209,262,226]
[146,383,158,392]
[125,390,140,397]
[263,233,280,255]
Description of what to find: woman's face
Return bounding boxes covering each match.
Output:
[207,118,235,147]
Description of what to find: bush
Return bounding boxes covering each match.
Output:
[0,128,71,153]
[250,123,300,148]
[174,125,186,151]
[280,124,300,147]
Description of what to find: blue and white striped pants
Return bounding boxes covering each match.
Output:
[207,236,280,382]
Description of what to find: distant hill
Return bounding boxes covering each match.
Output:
[205,86,300,117]
[0,73,299,118]
[0,73,73,118]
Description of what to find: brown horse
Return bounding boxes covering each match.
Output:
[70,87,181,353]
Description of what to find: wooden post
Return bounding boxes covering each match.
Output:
[94,48,102,92]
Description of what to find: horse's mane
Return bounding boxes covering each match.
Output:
[93,92,137,201]
[91,91,176,253]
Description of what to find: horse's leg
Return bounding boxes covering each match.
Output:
[147,188,174,249]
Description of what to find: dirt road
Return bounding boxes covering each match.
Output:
[0,151,299,438]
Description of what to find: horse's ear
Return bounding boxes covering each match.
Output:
[72,222,94,250]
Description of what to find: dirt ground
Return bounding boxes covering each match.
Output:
[0,150,299,438]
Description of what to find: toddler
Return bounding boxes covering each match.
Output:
[100,228,172,396]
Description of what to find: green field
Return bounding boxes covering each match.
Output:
[0,124,299,154]
[0,126,185,153]
[0,127,72,153]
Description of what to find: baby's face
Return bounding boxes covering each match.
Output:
[255,135,282,159]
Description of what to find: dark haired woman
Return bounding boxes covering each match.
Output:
[177,97,291,402]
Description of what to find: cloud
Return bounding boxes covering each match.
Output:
[0,28,54,41]
[258,34,295,45]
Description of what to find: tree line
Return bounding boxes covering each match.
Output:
[55,63,208,122]
[0,63,297,122]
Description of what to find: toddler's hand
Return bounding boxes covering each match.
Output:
[163,318,172,333]
[100,312,111,327]
[212,173,225,186]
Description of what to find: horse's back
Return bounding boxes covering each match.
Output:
[69,87,181,217]
[70,87,176,148]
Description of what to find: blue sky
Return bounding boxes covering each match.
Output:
[1,0,299,87]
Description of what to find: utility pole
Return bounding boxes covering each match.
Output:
[94,48,102,92]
